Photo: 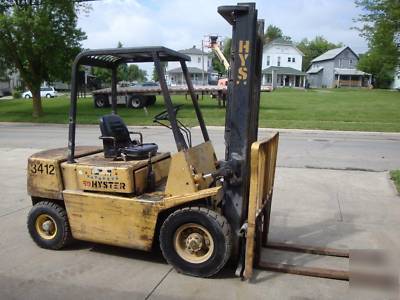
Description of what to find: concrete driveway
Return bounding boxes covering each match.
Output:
[0,124,399,299]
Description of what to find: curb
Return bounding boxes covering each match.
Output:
[1,122,400,137]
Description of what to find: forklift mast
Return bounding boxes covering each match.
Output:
[218,3,264,255]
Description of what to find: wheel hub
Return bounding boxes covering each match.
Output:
[173,223,214,264]
[186,233,203,253]
[42,220,54,233]
[35,214,57,240]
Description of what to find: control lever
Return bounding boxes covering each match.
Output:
[146,153,155,192]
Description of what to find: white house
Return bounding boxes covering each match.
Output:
[392,67,400,90]
[167,46,211,86]
[262,38,306,88]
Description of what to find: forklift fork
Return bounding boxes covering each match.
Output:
[242,133,350,281]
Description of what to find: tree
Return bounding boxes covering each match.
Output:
[152,62,167,82]
[264,25,291,43]
[297,36,343,71]
[93,42,148,85]
[125,64,147,82]
[354,0,400,88]
[211,38,231,75]
[0,1,87,117]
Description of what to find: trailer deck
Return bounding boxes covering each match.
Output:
[92,84,272,108]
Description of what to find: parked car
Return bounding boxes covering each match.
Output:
[22,86,58,99]
[141,81,159,87]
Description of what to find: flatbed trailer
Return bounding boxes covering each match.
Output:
[92,85,226,108]
[92,84,272,108]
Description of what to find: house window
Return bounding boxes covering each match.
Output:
[266,56,270,66]
[288,57,291,62]
[277,56,281,67]
[198,57,201,63]
[349,59,353,65]
[292,57,296,62]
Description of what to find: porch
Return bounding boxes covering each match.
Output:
[334,68,372,88]
[167,67,207,86]
[262,67,306,89]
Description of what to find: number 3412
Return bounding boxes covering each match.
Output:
[30,163,55,175]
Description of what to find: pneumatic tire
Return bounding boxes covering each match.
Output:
[128,95,145,108]
[94,95,109,108]
[147,95,156,106]
[159,207,232,278]
[27,201,72,250]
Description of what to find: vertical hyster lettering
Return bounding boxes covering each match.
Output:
[237,40,250,85]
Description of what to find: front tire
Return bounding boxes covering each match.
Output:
[27,201,72,250]
[46,93,51,98]
[25,95,31,99]
[159,207,232,277]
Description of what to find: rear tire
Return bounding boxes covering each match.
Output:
[46,93,51,98]
[128,95,145,108]
[147,95,156,106]
[27,201,72,250]
[94,95,108,108]
[25,95,31,99]
[159,207,232,277]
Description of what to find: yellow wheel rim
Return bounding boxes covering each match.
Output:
[35,214,57,240]
[173,223,214,264]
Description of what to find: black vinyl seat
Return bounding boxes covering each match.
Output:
[99,114,158,160]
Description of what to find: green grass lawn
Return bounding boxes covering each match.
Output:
[0,88,399,132]
[390,170,400,195]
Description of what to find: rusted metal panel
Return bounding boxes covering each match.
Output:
[63,190,160,250]
[165,142,217,196]
[165,151,197,196]
[186,141,217,189]
[63,152,171,195]
[30,146,102,162]
[27,146,103,200]
[75,152,170,170]
[75,164,135,193]
[162,186,222,210]
[134,157,171,194]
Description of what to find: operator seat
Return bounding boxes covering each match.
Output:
[99,114,158,160]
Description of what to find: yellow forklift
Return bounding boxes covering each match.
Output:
[27,3,349,281]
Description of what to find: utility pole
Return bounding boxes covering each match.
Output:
[201,39,205,86]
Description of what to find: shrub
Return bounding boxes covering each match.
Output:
[12,90,22,99]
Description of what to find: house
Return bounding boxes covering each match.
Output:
[166,46,211,86]
[307,46,372,88]
[391,36,400,90]
[261,38,306,88]
[391,67,400,90]
[0,70,21,96]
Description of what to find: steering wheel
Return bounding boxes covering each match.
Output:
[153,104,183,121]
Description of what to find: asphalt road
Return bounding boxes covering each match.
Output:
[1,122,399,171]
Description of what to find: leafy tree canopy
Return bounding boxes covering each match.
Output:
[152,61,167,82]
[264,25,292,43]
[0,0,87,117]
[354,0,400,88]
[297,36,343,71]
[92,42,148,85]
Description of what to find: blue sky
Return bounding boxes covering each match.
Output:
[77,0,368,76]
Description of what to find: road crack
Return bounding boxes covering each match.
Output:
[144,267,173,300]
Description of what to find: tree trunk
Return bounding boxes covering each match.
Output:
[31,88,43,118]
